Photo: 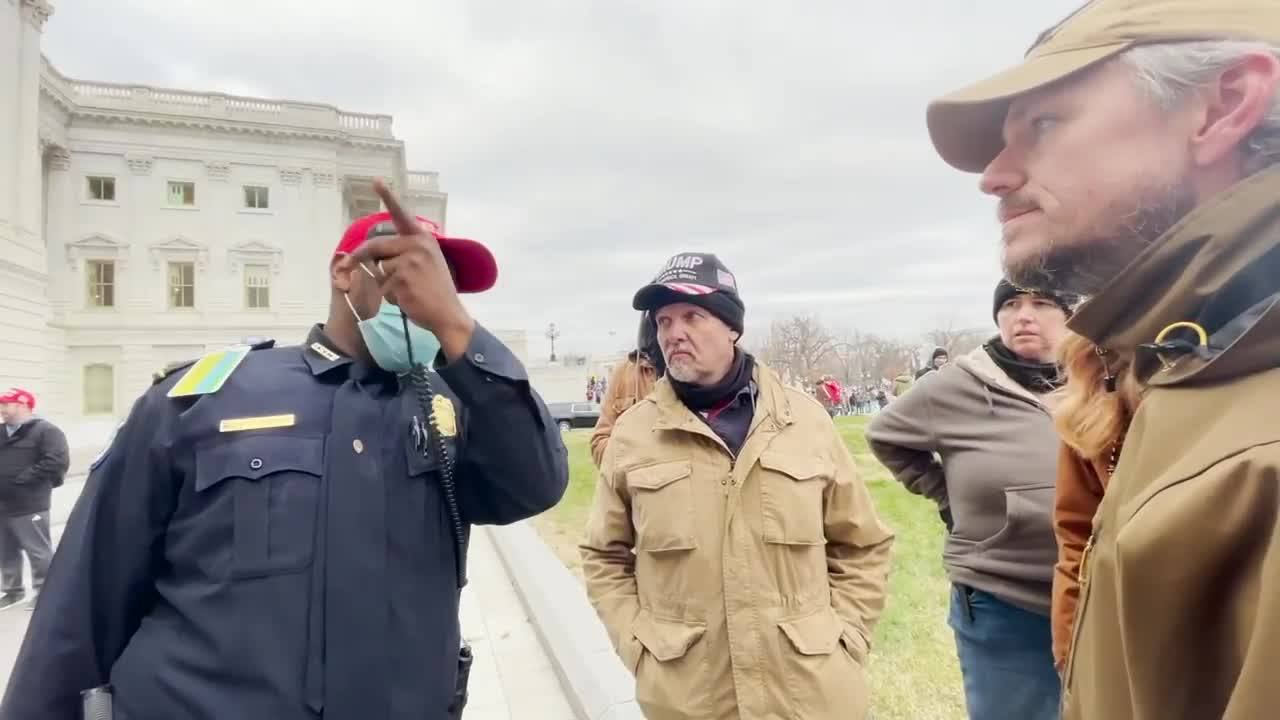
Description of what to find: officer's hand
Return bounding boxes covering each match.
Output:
[351,179,476,361]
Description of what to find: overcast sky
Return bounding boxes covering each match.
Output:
[43,0,1082,359]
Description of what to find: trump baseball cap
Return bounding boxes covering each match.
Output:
[632,252,745,334]
[928,0,1280,173]
[0,388,35,410]
[336,212,498,294]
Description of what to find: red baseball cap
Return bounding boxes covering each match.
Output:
[335,212,498,294]
[0,388,35,411]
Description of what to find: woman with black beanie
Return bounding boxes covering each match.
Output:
[866,278,1076,720]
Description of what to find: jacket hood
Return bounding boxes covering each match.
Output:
[952,345,1047,408]
[1069,164,1280,386]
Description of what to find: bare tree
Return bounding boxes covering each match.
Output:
[757,315,836,383]
[924,319,989,359]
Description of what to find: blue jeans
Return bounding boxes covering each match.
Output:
[948,585,1060,720]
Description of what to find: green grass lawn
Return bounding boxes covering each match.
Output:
[535,416,964,720]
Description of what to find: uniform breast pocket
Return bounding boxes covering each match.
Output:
[758,450,830,547]
[195,434,323,579]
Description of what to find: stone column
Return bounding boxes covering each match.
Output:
[0,0,55,399]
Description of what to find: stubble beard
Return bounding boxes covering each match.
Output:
[1004,178,1197,296]
[666,358,697,383]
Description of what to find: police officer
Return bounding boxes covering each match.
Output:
[0,181,569,719]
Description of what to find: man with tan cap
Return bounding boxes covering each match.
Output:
[929,1,1280,718]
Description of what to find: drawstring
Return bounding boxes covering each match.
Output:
[982,385,994,415]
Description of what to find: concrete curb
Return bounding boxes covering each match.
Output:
[486,522,645,720]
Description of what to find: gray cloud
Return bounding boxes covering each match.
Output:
[42,0,1082,357]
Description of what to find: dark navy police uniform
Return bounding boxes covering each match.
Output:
[0,324,568,719]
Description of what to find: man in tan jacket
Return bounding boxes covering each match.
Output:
[580,252,893,720]
[928,1,1280,718]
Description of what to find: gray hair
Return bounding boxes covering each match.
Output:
[1121,40,1280,171]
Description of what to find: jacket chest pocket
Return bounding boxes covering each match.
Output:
[759,450,829,546]
[627,460,697,553]
[195,434,323,579]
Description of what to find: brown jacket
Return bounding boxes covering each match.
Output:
[589,353,658,467]
[1061,166,1280,720]
[579,362,894,720]
[1050,443,1109,671]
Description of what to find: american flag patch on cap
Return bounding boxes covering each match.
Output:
[717,269,736,289]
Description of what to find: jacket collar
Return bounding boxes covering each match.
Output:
[651,362,793,435]
[1069,164,1280,385]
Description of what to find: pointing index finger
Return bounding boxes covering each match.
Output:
[373,178,418,236]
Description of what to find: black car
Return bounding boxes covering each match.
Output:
[547,402,601,432]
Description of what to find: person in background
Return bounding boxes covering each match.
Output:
[590,312,663,467]
[1049,331,1140,674]
[0,388,68,611]
[580,251,893,720]
[916,348,950,379]
[891,370,913,398]
[866,279,1075,720]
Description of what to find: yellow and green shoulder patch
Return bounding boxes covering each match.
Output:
[167,346,252,398]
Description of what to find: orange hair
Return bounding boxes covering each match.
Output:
[1053,330,1142,461]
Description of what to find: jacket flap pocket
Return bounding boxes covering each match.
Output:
[627,460,692,492]
[196,435,324,492]
[759,451,831,481]
[778,606,843,656]
[631,611,706,662]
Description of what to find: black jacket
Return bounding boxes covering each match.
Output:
[0,324,569,720]
[0,418,70,516]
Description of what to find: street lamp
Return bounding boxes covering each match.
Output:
[546,322,561,362]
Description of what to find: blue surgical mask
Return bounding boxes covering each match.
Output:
[346,265,442,373]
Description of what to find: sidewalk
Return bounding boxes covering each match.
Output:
[0,478,577,719]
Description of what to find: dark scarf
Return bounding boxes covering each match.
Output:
[670,349,753,411]
[984,337,1064,393]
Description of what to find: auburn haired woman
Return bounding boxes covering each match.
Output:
[1049,331,1142,672]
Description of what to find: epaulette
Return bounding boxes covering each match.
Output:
[161,338,276,398]
[152,359,197,385]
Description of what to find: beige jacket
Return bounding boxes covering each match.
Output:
[579,362,894,720]
[1062,166,1280,720]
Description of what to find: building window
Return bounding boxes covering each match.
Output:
[168,261,195,308]
[167,181,196,206]
[84,364,114,415]
[87,176,116,202]
[245,264,271,309]
[243,185,270,210]
[86,260,115,308]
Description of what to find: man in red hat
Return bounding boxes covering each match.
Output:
[0,388,67,610]
[2,181,567,720]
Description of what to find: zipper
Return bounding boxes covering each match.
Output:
[1077,535,1093,588]
[1062,531,1097,692]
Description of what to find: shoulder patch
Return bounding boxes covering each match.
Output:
[166,346,253,398]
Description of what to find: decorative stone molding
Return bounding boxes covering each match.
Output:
[313,171,336,188]
[46,147,72,172]
[21,0,54,31]
[149,237,209,271]
[126,154,154,176]
[227,240,284,275]
[279,167,304,186]
[205,161,230,181]
[66,234,130,271]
